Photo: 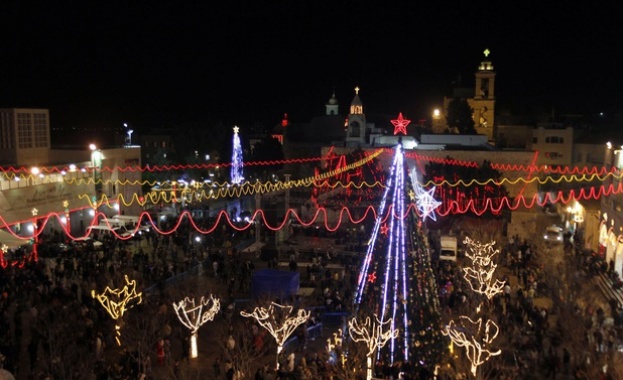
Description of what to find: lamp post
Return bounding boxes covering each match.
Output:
[124,123,134,146]
[90,144,103,207]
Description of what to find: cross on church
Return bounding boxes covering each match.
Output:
[355,86,359,95]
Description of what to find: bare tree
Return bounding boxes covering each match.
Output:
[240,301,310,370]
[121,297,170,377]
[217,316,270,379]
[35,300,98,380]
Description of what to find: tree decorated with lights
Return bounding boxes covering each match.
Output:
[443,316,501,378]
[443,237,503,378]
[352,136,444,375]
[91,275,143,345]
[240,302,310,370]
[348,315,399,380]
[231,125,244,184]
[173,295,220,359]
[461,237,505,300]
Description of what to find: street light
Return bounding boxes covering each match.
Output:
[124,123,134,146]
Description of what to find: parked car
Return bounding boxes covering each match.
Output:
[543,225,563,244]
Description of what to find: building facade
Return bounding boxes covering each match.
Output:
[0,108,141,250]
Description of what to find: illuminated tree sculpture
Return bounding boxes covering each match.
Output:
[240,302,310,369]
[231,125,244,184]
[443,316,501,377]
[462,237,505,300]
[348,315,399,380]
[173,295,221,358]
[353,143,444,371]
[92,275,143,345]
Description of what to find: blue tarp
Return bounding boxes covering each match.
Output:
[251,269,300,298]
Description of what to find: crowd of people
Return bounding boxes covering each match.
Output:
[2,216,623,379]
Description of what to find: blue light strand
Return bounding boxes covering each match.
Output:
[398,148,410,359]
[353,147,400,306]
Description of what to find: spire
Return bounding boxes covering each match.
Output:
[479,48,494,71]
[350,86,363,115]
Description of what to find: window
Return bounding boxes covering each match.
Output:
[33,113,49,148]
[533,137,538,144]
[545,136,564,144]
[17,113,33,149]
[350,121,360,137]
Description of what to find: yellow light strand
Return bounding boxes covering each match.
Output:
[91,275,143,345]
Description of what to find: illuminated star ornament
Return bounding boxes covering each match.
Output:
[380,224,389,236]
[415,186,441,221]
[31,208,38,216]
[367,272,377,283]
[391,112,410,136]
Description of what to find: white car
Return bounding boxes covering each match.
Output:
[543,225,563,244]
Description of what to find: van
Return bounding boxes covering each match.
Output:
[439,235,458,262]
[111,215,151,232]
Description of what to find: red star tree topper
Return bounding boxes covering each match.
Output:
[391,112,411,135]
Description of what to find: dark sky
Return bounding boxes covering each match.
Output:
[1,1,621,133]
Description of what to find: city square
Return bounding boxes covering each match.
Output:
[2,3,623,380]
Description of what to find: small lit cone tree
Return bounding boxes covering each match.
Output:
[240,302,310,370]
[443,316,501,378]
[230,125,244,184]
[92,275,143,345]
[348,315,399,380]
[173,295,221,358]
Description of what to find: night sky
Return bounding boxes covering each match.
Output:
[1,2,621,134]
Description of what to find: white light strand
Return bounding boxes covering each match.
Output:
[461,237,505,299]
[173,295,221,334]
[173,295,221,359]
[443,316,501,377]
[348,315,399,380]
[240,302,310,369]
[415,186,441,221]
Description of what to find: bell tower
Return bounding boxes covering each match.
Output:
[345,86,367,146]
[325,89,339,116]
[472,49,496,141]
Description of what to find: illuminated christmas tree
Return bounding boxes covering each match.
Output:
[231,126,244,184]
[352,141,444,374]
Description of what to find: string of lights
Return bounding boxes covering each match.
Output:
[1,179,622,254]
[23,169,617,192]
[240,302,310,370]
[173,295,220,358]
